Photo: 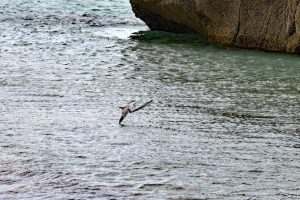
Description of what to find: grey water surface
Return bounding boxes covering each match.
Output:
[1,0,300,199]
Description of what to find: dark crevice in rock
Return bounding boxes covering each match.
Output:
[286,1,297,37]
[233,0,241,45]
[288,21,296,36]
[293,1,298,35]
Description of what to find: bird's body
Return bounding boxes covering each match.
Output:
[119,100,152,124]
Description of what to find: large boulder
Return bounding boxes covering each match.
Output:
[130,0,300,53]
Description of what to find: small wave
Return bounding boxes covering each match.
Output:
[0,5,143,28]
[138,183,166,189]
[28,93,64,98]
[16,170,37,178]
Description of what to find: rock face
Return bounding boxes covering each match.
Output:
[130,0,300,53]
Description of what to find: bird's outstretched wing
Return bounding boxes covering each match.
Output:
[129,100,152,113]
[119,100,137,109]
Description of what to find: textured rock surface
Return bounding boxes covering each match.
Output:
[130,0,300,53]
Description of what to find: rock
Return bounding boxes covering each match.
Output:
[130,0,300,54]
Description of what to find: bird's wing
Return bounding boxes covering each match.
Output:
[129,100,152,113]
[128,100,137,104]
[119,100,136,109]
[128,100,139,111]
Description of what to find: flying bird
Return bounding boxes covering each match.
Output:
[118,100,153,124]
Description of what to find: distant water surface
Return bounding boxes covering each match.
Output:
[0,0,300,199]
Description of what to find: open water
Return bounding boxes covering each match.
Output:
[0,0,300,199]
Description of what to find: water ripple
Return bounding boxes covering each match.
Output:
[0,0,300,199]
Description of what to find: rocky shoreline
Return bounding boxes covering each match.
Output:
[130,0,300,54]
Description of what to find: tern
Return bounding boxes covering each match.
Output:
[118,100,152,124]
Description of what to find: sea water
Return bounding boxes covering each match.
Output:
[0,0,300,199]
